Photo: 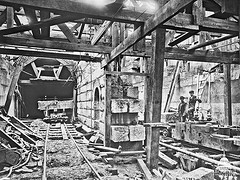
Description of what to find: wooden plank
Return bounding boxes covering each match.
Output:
[0,47,102,62]
[24,7,41,38]
[137,159,153,180]
[0,14,82,35]
[70,23,81,32]
[159,151,178,169]
[0,0,150,23]
[107,0,194,66]
[223,64,232,126]
[58,23,78,43]
[145,28,165,170]
[13,13,21,26]
[6,7,13,28]
[60,124,68,140]
[0,36,112,54]
[105,71,148,77]
[168,31,198,46]
[40,9,50,38]
[91,21,113,45]
[164,61,181,112]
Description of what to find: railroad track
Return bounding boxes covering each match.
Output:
[42,123,103,180]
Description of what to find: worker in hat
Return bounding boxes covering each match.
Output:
[188,90,202,120]
[178,96,188,122]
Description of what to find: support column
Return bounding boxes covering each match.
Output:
[223,64,232,126]
[145,27,165,170]
[4,61,23,113]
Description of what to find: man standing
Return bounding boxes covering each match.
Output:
[188,90,202,120]
[178,96,187,122]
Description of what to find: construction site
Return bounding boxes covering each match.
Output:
[0,0,240,179]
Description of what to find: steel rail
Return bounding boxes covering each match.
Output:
[64,123,103,180]
[42,124,50,180]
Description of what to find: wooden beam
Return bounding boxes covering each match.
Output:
[40,9,50,38]
[4,56,26,112]
[6,7,13,28]
[0,8,7,26]
[0,14,82,35]
[13,13,21,26]
[137,159,153,180]
[70,23,81,32]
[0,35,112,54]
[223,64,232,126]
[30,62,38,77]
[188,34,237,51]
[201,17,239,34]
[107,0,195,66]
[24,7,41,38]
[0,47,102,62]
[164,47,238,64]
[91,21,113,45]
[0,36,237,64]
[145,28,165,170]
[168,31,198,46]
[78,18,87,39]
[58,23,78,43]
[0,0,150,23]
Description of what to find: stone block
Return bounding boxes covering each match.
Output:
[111,86,123,98]
[129,100,144,113]
[126,87,139,99]
[129,125,145,141]
[110,126,129,142]
[178,167,214,180]
[111,99,128,113]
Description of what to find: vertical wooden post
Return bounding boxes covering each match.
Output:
[104,72,112,147]
[145,27,165,170]
[223,64,232,126]
[4,60,24,113]
[6,7,14,28]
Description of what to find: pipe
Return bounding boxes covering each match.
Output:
[159,141,240,173]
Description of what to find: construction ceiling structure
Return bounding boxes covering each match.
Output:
[0,0,239,171]
[0,0,238,64]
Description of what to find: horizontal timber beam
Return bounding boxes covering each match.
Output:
[0,14,82,35]
[0,0,151,23]
[0,47,102,62]
[188,34,237,51]
[0,36,112,54]
[106,0,195,66]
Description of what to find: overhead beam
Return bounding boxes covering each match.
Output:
[58,23,78,43]
[168,31,198,46]
[24,7,41,38]
[6,7,13,28]
[0,35,112,53]
[0,47,102,62]
[0,14,82,35]
[0,0,151,23]
[91,21,113,45]
[188,34,237,51]
[78,18,87,39]
[40,9,50,38]
[107,0,195,66]
[0,8,7,26]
